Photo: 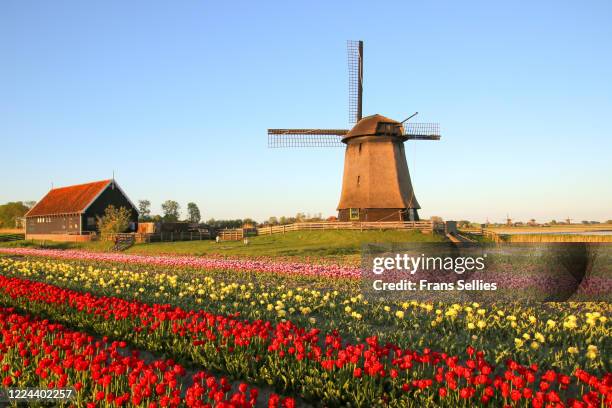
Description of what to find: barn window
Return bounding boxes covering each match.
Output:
[87,217,95,227]
[349,208,360,221]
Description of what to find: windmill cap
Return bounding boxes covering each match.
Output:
[343,114,405,141]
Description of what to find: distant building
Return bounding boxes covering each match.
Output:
[14,216,25,230]
[25,179,138,239]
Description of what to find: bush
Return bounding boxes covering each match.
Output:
[97,205,131,234]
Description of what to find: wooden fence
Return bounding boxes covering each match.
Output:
[218,229,244,241]
[103,231,211,243]
[217,228,258,242]
[110,233,135,251]
[257,221,438,236]
[103,221,440,243]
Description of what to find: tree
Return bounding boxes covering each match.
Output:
[0,202,30,228]
[312,213,323,221]
[161,200,180,222]
[187,202,201,223]
[268,216,279,225]
[138,200,151,221]
[206,218,244,229]
[243,218,256,227]
[458,220,471,228]
[430,216,443,223]
[97,205,131,234]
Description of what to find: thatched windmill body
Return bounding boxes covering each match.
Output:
[268,41,440,222]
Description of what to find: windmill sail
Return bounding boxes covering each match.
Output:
[347,40,363,125]
[403,123,441,140]
[267,129,347,148]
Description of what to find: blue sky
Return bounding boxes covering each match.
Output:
[1,0,611,223]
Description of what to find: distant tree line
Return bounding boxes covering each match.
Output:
[0,201,35,228]
[455,219,612,227]
[137,200,202,224]
[261,213,324,226]
[135,205,333,229]
[206,219,257,229]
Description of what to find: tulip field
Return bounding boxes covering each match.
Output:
[0,248,610,407]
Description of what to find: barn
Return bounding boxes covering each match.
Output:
[25,179,138,240]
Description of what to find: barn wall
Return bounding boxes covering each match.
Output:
[25,233,93,242]
[25,214,81,235]
[82,184,138,232]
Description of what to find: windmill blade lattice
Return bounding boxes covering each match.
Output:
[347,40,363,125]
[267,129,347,148]
[403,123,441,140]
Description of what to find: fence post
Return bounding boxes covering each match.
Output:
[171,232,173,242]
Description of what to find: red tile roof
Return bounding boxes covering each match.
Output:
[26,180,112,217]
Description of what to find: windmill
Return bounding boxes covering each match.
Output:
[268,41,441,222]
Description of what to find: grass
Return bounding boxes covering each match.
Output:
[0,239,114,251]
[487,224,612,234]
[0,230,444,264]
[504,234,612,243]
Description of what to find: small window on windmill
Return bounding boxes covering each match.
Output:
[358,143,362,153]
[349,208,360,220]
[357,175,360,186]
